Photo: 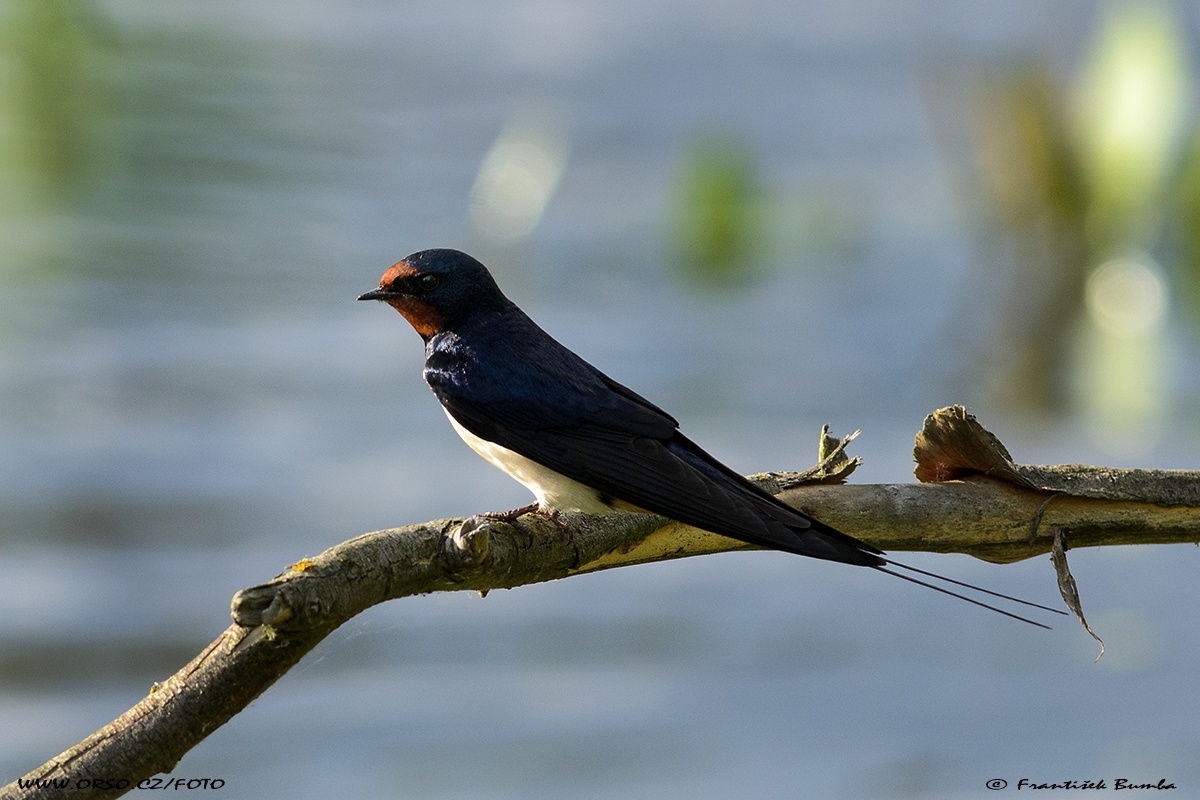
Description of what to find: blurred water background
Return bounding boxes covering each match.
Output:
[3,1,1200,797]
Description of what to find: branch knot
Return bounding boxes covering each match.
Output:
[442,516,494,569]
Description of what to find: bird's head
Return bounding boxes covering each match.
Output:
[358,249,508,339]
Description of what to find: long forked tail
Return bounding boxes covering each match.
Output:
[873,560,1069,630]
[789,515,1066,628]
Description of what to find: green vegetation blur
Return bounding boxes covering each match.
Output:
[0,0,108,271]
[668,1,1198,441]
[666,134,860,288]
[961,0,1193,436]
[667,136,768,286]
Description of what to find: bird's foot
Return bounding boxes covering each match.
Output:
[483,502,541,524]
[483,502,567,530]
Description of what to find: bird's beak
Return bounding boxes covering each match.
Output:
[358,288,389,301]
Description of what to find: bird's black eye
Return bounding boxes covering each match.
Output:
[418,273,440,291]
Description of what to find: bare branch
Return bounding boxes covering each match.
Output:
[5,414,1197,800]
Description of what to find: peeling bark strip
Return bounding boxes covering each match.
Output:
[6,413,1199,800]
[914,405,1200,506]
[1052,529,1104,660]
[913,405,1198,651]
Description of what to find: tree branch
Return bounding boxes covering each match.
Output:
[5,409,1198,800]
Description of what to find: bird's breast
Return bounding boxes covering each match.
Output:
[443,410,618,515]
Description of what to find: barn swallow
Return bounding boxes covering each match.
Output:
[360,249,1063,627]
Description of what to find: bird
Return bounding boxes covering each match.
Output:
[359,248,1064,627]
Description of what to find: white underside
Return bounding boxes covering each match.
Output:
[445,410,617,514]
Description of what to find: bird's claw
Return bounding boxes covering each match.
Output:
[483,502,568,530]
[482,502,540,523]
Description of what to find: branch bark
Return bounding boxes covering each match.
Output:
[5,409,1198,800]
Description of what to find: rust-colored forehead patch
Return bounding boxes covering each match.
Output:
[379,259,417,289]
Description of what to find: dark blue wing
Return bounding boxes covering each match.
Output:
[425,322,882,567]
